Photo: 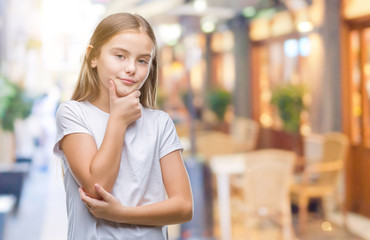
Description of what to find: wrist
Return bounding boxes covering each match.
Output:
[114,205,130,224]
[108,115,129,131]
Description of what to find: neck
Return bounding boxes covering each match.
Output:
[91,90,110,114]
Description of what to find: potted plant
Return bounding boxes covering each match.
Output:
[207,88,231,121]
[0,75,34,163]
[206,88,231,132]
[271,82,307,133]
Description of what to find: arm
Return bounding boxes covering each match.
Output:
[79,150,193,225]
[61,81,141,198]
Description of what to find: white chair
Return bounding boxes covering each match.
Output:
[240,149,296,240]
[290,132,349,233]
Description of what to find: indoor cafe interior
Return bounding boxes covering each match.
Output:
[1,0,370,239]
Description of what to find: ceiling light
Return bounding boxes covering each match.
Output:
[193,0,207,12]
[158,24,182,46]
[201,16,216,33]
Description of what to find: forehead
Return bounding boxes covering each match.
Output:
[104,30,154,54]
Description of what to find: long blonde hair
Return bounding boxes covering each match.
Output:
[71,13,158,108]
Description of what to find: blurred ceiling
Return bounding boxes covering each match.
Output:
[102,0,311,31]
[104,0,260,21]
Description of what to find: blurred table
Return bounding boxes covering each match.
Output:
[209,153,247,240]
[181,131,248,160]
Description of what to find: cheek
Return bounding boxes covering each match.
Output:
[97,60,120,80]
[138,67,151,89]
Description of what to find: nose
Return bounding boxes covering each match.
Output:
[124,59,136,75]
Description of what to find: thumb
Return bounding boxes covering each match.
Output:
[94,184,112,201]
[109,80,118,100]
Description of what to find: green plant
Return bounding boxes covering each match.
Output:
[206,88,231,122]
[0,75,34,131]
[271,82,306,133]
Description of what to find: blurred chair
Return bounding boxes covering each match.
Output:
[290,132,349,234]
[303,133,324,166]
[228,117,260,201]
[230,117,260,152]
[240,149,296,240]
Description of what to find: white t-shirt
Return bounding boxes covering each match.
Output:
[53,100,183,240]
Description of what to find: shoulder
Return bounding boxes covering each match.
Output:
[57,100,80,111]
[56,100,89,113]
[55,100,90,120]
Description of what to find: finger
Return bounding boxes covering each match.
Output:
[128,89,141,98]
[79,188,95,205]
[84,203,91,210]
[78,188,89,203]
[78,188,86,199]
[94,184,113,201]
[109,80,117,100]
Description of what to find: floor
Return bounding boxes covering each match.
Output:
[2,159,67,240]
[1,158,369,240]
[209,197,365,240]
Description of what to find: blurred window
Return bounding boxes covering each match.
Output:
[349,26,370,147]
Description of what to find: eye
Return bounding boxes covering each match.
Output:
[138,59,149,65]
[116,54,124,60]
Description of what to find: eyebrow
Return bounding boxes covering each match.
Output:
[111,47,152,58]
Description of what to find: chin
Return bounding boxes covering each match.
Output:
[116,86,134,97]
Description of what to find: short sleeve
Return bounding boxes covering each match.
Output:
[53,101,91,157]
[159,112,183,159]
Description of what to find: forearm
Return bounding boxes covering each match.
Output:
[85,117,127,197]
[114,197,193,226]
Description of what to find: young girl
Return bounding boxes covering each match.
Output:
[53,13,193,240]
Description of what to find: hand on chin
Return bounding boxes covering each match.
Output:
[113,81,135,97]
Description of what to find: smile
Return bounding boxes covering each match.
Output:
[118,78,136,85]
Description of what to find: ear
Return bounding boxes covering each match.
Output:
[91,58,97,68]
[86,45,97,68]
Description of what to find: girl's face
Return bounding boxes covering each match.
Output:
[92,31,153,97]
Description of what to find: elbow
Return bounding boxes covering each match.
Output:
[181,200,193,223]
[81,184,101,200]
[185,208,193,223]
[81,182,112,200]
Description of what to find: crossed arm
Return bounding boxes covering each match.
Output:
[79,150,193,226]
[62,129,193,226]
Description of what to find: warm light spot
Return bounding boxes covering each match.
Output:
[321,221,332,232]
[260,114,273,127]
[261,91,271,102]
[303,93,311,105]
[300,124,311,136]
[297,21,314,33]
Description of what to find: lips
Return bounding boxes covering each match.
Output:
[118,78,136,85]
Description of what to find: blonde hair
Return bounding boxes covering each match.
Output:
[71,13,158,108]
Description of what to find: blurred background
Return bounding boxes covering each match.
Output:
[1,0,370,239]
